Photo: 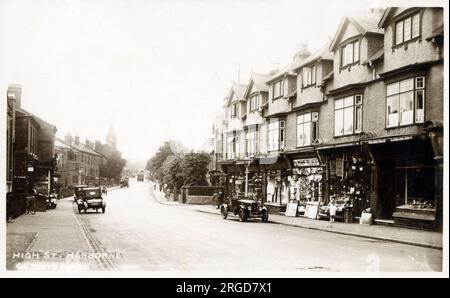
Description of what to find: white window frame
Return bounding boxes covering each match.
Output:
[272,80,283,99]
[231,103,238,117]
[395,12,421,45]
[386,76,425,128]
[341,40,359,67]
[297,113,314,147]
[334,94,363,136]
[268,120,285,152]
[302,65,317,88]
[245,130,258,156]
[249,94,259,111]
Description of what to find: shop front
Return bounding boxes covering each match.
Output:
[368,135,441,230]
[220,159,264,205]
[284,153,325,217]
[259,155,290,214]
[318,144,374,220]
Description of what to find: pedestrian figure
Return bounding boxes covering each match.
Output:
[329,199,337,223]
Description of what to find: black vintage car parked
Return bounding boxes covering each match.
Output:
[73,184,88,202]
[220,196,269,222]
[76,187,106,214]
[120,178,129,188]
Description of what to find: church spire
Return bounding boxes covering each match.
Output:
[106,123,117,149]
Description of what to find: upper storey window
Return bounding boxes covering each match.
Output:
[272,80,284,99]
[341,40,359,67]
[395,12,420,45]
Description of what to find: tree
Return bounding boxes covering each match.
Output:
[146,141,174,181]
[180,153,211,186]
[161,155,184,193]
[100,151,126,180]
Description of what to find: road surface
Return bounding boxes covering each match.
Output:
[7,180,442,273]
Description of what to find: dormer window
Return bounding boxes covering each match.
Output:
[341,40,360,67]
[231,103,238,117]
[395,12,420,45]
[249,94,259,111]
[272,80,284,99]
[302,65,317,88]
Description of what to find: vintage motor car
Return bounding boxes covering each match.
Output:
[76,187,106,214]
[220,195,269,222]
[120,178,129,188]
[73,184,88,202]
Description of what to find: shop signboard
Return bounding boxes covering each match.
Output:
[305,201,319,219]
[285,201,298,217]
[293,158,320,167]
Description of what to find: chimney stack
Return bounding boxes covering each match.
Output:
[74,134,80,145]
[7,84,22,109]
[293,44,311,64]
[269,62,280,75]
[64,133,73,146]
[94,140,102,151]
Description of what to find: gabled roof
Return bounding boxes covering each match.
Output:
[266,62,297,84]
[32,114,57,141]
[15,108,41,128]
[330,13,384,51]
[55,138,74,150]
[243,72,271,99]
[226,82,247,106]
[71,142,101,156]
[378,7,395,28]
[293,41,333,71]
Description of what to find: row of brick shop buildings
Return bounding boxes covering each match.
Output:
[6,84,121,219]
[211,7,444,230]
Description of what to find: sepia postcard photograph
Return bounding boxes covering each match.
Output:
[0,0,448,282]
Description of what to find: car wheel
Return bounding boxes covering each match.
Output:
[77,206,83,214]
[221,207,228,219]
[102,207,106,214]
[238,209,247,222]
[261,210,269,222]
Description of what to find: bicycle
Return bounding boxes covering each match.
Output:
[26,195,36,215]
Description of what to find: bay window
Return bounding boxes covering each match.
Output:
[395,12,420,45]
[334,95,362,136]
[386,77,425,127]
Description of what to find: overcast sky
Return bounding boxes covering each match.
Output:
[1,0,432,163]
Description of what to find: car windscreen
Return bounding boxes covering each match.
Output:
[84,189,101,198]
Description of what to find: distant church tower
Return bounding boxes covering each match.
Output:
[106,123,117,149]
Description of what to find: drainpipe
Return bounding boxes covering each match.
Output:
[368,61,376,80]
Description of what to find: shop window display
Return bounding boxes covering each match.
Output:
[395,167,435,210]
[327,153,372,218]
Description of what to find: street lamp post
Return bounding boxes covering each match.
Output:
[244,157,251,197]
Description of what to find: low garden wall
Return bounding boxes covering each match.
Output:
[181,186,224,204]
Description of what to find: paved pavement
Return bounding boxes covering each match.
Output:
[6,180,444,274]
